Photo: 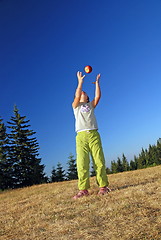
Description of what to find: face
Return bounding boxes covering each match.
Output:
[80,91,89,103]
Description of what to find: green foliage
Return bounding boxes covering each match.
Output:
[55,162,66,182]
[129,155,137,170]
[66,154,78,180]
[110,140,161,174]
[156,139,161,164]
[0,106,46,190]
[2,105,161,189]
[50,163,66,182]
[122,154,129,171]
[0,117,13,190]
[116,157,123,172]
[106,167,111,174]
[50,138,161,181]
[111,160,118,173]
[50,138,161,180]
[50,166,57,182]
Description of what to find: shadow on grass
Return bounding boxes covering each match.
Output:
[111,177,159,191]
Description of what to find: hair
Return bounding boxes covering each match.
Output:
[73,92,90,103]
[83,91,90,103]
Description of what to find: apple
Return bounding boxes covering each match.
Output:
[84,65,92,73]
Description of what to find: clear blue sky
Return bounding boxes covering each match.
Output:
[1,0,161,176]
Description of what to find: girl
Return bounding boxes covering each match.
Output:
[72,71,110,199]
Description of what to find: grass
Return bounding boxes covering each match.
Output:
[0,165,161,240]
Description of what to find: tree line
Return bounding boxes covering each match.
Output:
[0,106,79,190]
[109,141,161,174]
[50,140,161,181]
[0,106,47,190]
[1,106,161,190]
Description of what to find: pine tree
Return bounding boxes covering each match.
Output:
[50,166,57,182]
[138,148,147,168]
[134,155,138,169]
[122,154,129,172]
[7,106,45,188]
[129,160,136,170]
[66,154,78,180]
[111,160,118,173]
[130,155,138,170]
[56,162,66,182]
[106,167,111,174]
[0,117,13,190]
[147,144,159,166]
[116,157,123,172]
[156,139,161,164]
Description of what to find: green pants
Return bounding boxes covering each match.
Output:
[76,130,108,190]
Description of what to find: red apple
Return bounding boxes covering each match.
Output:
[84,65,92,73]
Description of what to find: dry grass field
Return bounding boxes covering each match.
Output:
[0,165,161,240]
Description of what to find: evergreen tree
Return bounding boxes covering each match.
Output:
[50,166,57,182]
[138,148,147,168]
[156,139,161,164]
[116,157,123,172]
[109,139,161,174]
[146,145,153,166]
[137,151,143,169]
[134,155,138,169]
[66,154,78,180]
[56,162,66,182]
[0,118,8,160]
[106,167,111,174]
[130,155,138,170]
[111,160,117,173]
[129,160,135,170]
[122,154,129,171]
[7,106,45,188]
[0,118,13,190]
[147,144,158,166]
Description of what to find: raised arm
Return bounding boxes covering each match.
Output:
[72,71,85,108]
[92,73,101,108]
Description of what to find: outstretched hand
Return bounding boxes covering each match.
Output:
[92,73,101,84]
[96,73,101,83]
[77,71,85,84]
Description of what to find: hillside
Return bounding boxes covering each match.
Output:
[0,166,161,240]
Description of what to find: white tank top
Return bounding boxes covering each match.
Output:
[73,102,98,132]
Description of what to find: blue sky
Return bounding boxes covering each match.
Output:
[1,0,161,176]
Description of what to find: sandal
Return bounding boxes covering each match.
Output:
[98,187,111,195]
[73,190,89,199]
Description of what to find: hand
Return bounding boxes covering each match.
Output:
[77,71,85,84]
[96,73,101,83]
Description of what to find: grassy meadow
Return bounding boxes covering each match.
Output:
[0,165,161,240]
